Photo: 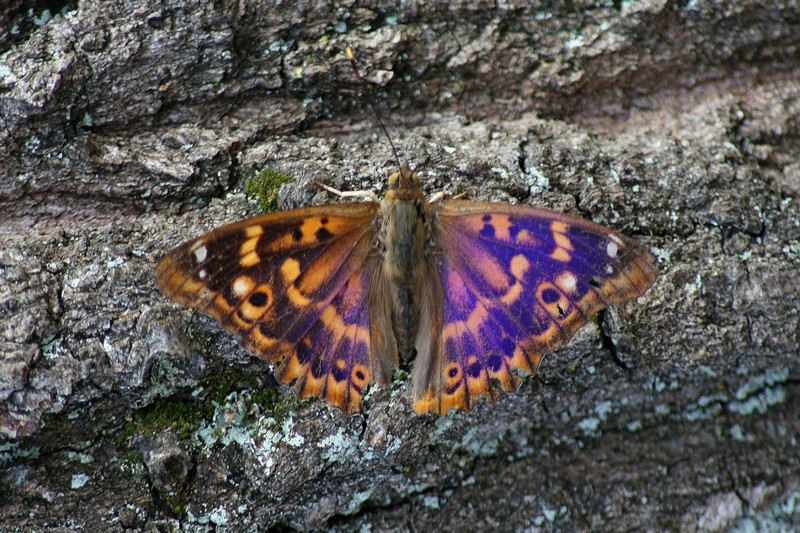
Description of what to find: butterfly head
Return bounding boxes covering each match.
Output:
[387,163,421,190]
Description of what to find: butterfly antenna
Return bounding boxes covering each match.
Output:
[344,46,403,171]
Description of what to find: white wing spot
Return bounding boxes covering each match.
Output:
[198,269,207,279]
[232,276,253,297]
[606,241,619,258]
[556,272,578,294]
[606,264,614,274]
[193,245,208,263]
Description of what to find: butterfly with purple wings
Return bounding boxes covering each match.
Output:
[156,160,657,415]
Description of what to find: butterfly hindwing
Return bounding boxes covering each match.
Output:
[155,202,380,408]
[413,199,658,414]
[275,268,375,412]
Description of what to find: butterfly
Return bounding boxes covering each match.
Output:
[155,159,658,415]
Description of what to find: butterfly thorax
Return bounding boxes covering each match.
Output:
[378,164,435,362]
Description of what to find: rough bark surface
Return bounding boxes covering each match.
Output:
[1,1,799,531]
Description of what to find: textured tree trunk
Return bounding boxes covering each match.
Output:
[1,1,798,530]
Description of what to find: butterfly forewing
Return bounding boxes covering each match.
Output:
[413,200,658,414]
[155,202,381,410]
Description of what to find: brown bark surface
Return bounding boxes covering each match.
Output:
[1,1,798,530]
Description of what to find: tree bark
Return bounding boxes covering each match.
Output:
[1,0,798,530]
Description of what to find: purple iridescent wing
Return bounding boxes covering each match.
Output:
[414,200,658,414]
[275,269,374,412]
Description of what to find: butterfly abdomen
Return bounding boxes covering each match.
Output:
[379,193,433,362]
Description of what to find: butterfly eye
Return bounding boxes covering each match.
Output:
[387,171,400,189]
[399,163,420,186]
[387,164,421,190]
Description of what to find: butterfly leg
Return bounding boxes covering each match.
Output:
[305,180,379,202]
[427,191,466,203]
